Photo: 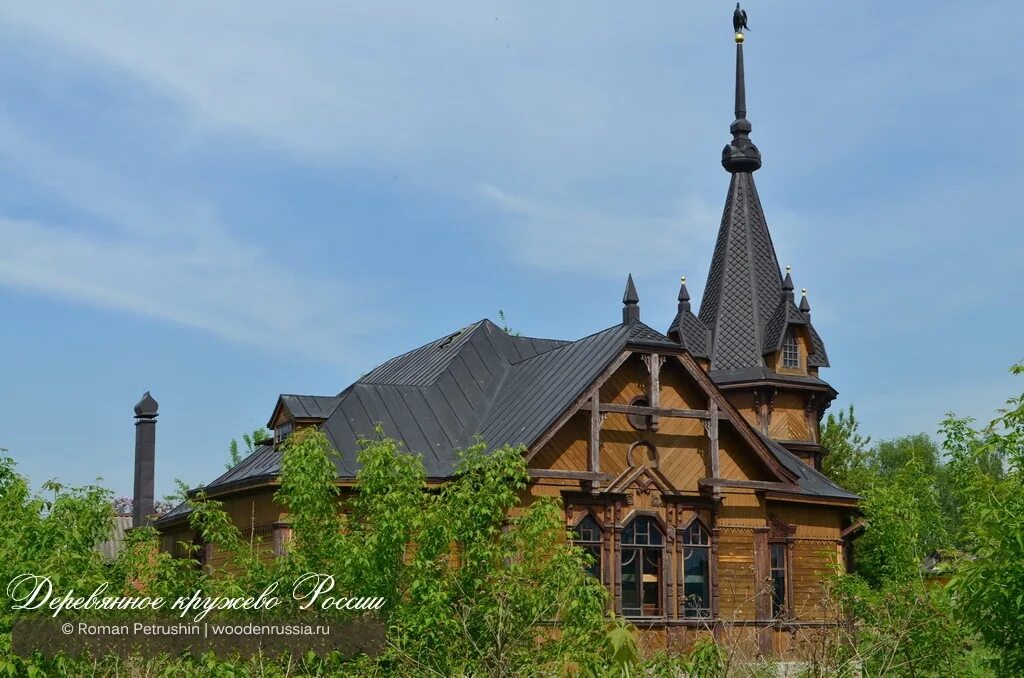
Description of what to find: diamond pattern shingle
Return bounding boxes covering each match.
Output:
[697,172,816,372]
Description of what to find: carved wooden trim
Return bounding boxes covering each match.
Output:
[642,353,665,431]
[625,440,659,469]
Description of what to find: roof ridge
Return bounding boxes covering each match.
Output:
[508,323,628,368]
[359,319,488,386]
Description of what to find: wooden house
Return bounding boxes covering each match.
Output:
[154,25,859,656]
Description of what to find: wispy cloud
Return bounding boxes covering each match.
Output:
[0,114,377,364]
[0,216,371,363]
[480,184,719,276]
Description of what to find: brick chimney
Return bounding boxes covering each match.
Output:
[132,391,158,527]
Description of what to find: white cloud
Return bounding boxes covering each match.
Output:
[0,215,373,364]
[0,114,378,364]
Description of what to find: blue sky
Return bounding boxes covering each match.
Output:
[0,2,1021,500]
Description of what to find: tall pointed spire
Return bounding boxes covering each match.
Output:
[622,274,640,323]
[722,8,762,174]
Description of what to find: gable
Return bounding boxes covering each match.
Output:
[528,348,789,494]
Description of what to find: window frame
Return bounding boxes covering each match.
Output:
[619,516,665,618]
[769,542,789,619]
[572,515,604,582]
[681,520,712,618]
[782,328,800,368]
[274,420,294,445]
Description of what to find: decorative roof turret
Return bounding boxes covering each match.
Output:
[667,275,711,358]
[722,7,761,174]
[677,276,692,313]
[622,274,640,323]
[695,7,830,375]
[782,265,795,302]
[799,288,811,319]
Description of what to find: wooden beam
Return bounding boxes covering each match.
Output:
[526,351,632,460]
[752,526,772,654]
[708,399,720,481]
[644,354,664,430]
[669,353,800,485]
[763,491,860,508]
[698,478,801,493]
[580,402,714,419]
[588,388,601,491]
[529,469,613,481]
[840,519,865,540]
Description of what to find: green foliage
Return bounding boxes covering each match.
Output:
[226,428,269,469]
[830,574,987,677]
[3,430,699,676]
[943,365,1024,675]
[854,456,945,587]
[497,309,520,336]
[821,405,873,494]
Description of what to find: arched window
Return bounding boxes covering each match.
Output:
[681,521,711,618]
[573,516,603,581]
[620,516,664,617]
[782,329,799,368]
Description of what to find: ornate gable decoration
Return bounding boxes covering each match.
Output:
[767,513,796,541]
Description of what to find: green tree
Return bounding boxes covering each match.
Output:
[943,365,1024,674]
[226,427,270,469]
[821,405,873,494]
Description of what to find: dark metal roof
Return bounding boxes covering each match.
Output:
[156,316,851,527]
[667,310,711,358]
[758,433,859,501]
[698,172,783,371]
[279,394,343,420]
[709,366,836,392]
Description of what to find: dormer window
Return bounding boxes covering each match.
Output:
[782,329,799,368]
[274,421,294,444]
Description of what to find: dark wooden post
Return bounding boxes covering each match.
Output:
[708,400,720,478]
[753,526,772,654]
[644,354,664,430]
[588,388,601,492]
[132,392,158,527]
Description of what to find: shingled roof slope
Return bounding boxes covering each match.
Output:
[155,316,851,527]
[698,172,784,371]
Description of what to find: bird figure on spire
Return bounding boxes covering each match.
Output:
[733,3,749,33]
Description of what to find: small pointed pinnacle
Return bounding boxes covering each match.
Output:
[622,274,640,323]
[781,266,795,302]
[623,274,639,304]
[800,288,811,314]
[678,275,691,313]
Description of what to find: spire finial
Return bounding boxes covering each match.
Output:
[722,5,761,174]
[678,275,691,312]
[800,288,811,319]
[622,274,640,323]
[782,265,794,300]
